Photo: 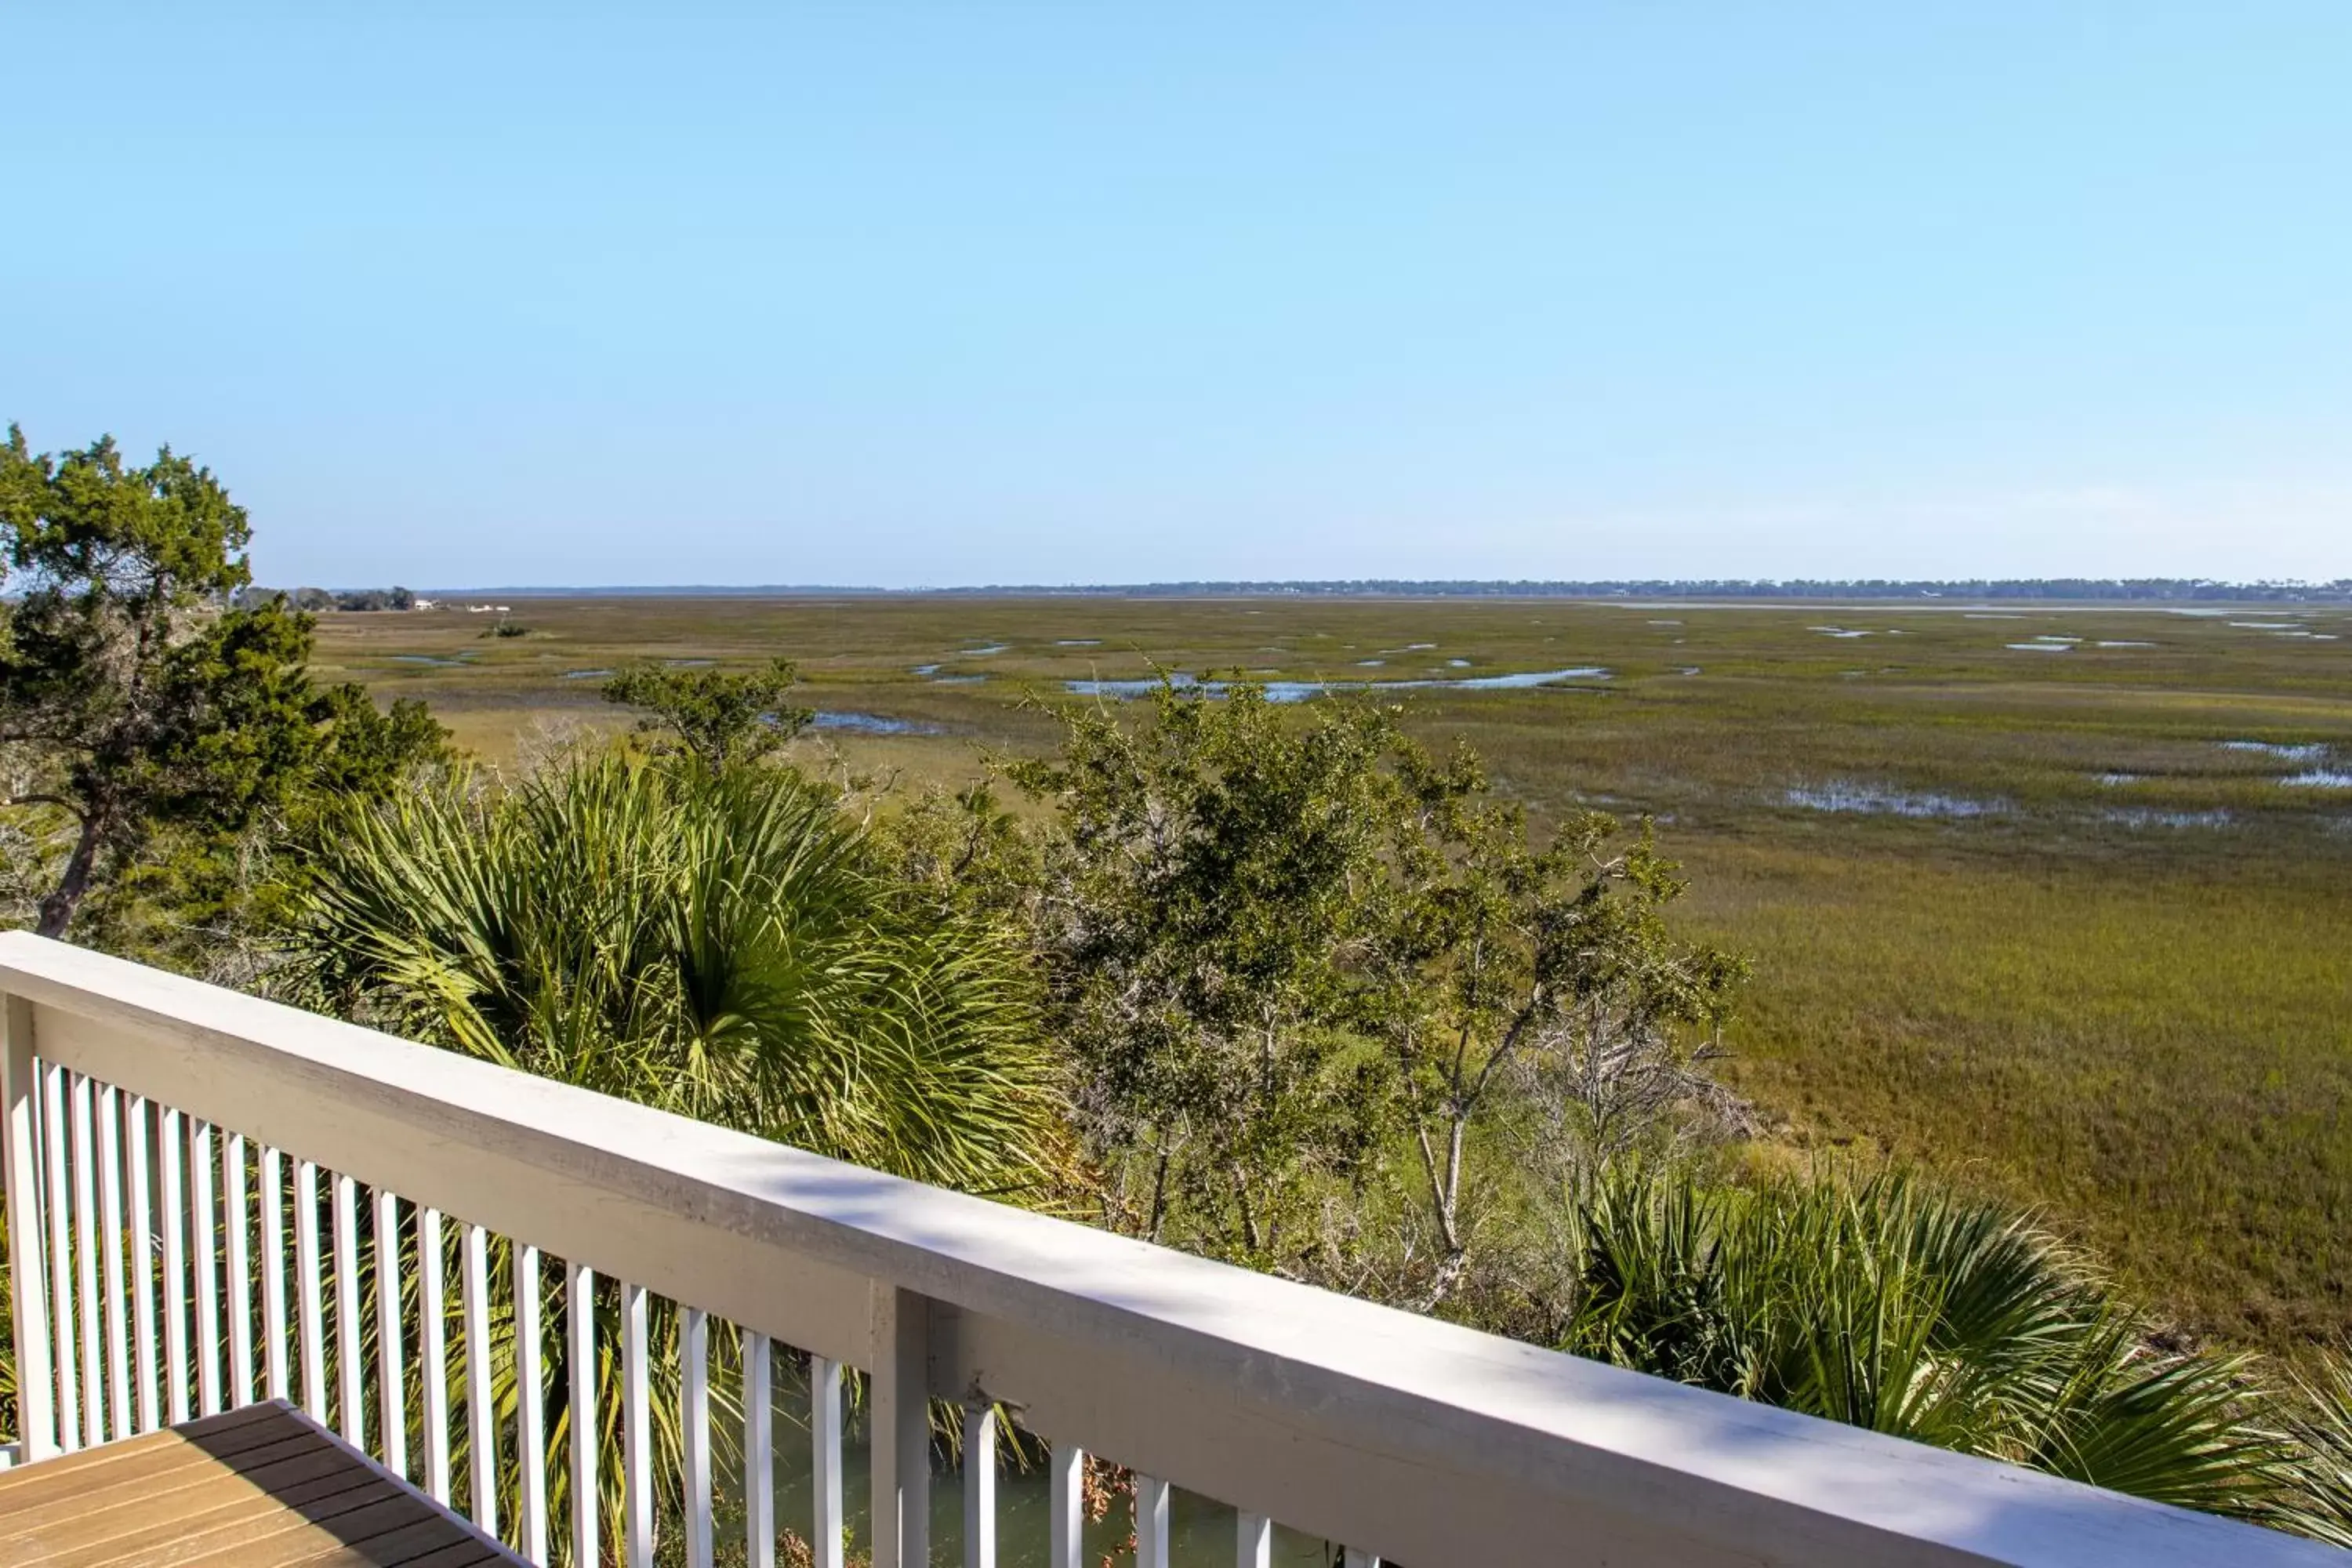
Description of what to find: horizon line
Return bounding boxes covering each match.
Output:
[282,575,2352,603]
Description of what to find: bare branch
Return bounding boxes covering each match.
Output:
[2,791,85,822]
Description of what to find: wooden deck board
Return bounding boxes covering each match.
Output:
[0,1403,519,1568]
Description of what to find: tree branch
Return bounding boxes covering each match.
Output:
[2,792,85,822]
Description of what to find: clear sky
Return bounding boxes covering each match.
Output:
[5,5,2348,588]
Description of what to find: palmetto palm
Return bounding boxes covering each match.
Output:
[292,753,1065,1559]
[1563,1166,2304,1526]
[301,753,1062,1192]
[2279,1350,2352,1545]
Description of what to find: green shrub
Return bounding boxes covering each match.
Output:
[1562,1164,2307,1523]
[298,752,1067,1194]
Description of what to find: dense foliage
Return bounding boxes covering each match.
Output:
[328,586,416,612]
[600,657,811,772]
[1564,1165,2303,1523]
[299,752,1064,1195]
[1002,684,1406,1270]
[0,426,445,960]
[889,680,1748,1314]
[2286,1355,2352,1548]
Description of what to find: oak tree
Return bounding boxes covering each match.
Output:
[0,426,445,942]
[601,656,812,770]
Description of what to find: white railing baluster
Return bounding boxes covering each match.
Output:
[463,1221,497,1537]
[261,1145,288,1402]
[375,1187,407,1476]
[158,1105,190,1427]
[962,1402,996,1568]
[516,1243,547,1564]
[96,1083,130,1440]
[568,1262,598,1568]
[623,1279,652,1568]
[1136,1475,1170,1568]
[1048,1441,1083,1568]
[421,1208,450,1504]
[745,1331,774,1568]
[192,1120,220,1417]
[873,1289,929,1568]
[225,1131,254,1407]
[68,1073,102,1446]
[125,1094,157,1435]
[1236,1511,1271,1568]
[295,1157,326,1422]
[41,1063,79,1451]
[684,1305,712,1568]
[811,1355,844,1568]
[334,1172,362,1443]
[1,997,58,1462]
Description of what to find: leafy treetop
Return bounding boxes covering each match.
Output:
[0,425,447,942]
[991,674,1744,1306]
[601,657,812,771]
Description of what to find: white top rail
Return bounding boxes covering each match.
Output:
[0,932,2331,1568]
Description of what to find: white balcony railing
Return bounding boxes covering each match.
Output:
[0,931,2332,1567]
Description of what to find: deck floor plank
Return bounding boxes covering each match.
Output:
[0,1429,351,1542]
[0,1405,296,1504]
[0,1401,523,1568]
[44,1475,412,1568]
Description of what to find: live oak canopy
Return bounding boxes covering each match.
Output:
[0,425,445,949]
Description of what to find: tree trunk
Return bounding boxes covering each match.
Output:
[35,811,104,938]
[1145,1145,1172,1242]
[1420,1245,1470,1312]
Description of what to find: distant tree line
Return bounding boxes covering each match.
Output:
[210,578,2352,603]
[236,585,418,612]
[918,577,2352,602]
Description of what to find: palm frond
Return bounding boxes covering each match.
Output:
[299,754,1066,1192]
[1560,1162,2304,1526]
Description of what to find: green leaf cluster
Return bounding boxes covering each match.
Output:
[989,676,1745,1301]
[600,658,812,772]
[1564,1163,2312,1523]
[297,753,1067,1196]
[0,426,448,950]
[2283,1352,2352,1545]
[1003,681,1406,1265]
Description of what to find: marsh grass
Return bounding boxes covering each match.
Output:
[1682,837,2352,1348]
[318,596,2352,1348]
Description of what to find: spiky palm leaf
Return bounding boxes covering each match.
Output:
[288,753,1065,1559]
[2275,1349,2352,1546]
[299,755,1063,1192]
[1563,1165,2303,1525]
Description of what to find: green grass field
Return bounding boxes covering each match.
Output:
[318,594,2352,1350]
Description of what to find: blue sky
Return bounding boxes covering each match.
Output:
[5,5,2347,587]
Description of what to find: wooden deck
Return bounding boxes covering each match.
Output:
[0,1401,525,1567]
